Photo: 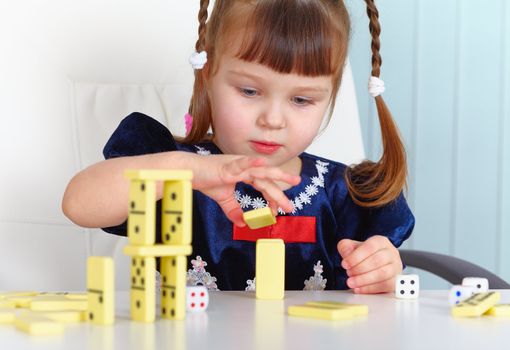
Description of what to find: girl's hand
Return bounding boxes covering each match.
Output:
[337,235,403,294]
[188,154,301,227]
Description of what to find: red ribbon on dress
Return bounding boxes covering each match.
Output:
[233,216,316,243]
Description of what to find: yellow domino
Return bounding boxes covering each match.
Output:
[123,244,192,258]
[127,179,156,245]
[484,304,510,317]
[15,312,64,336]
[451,291,501,317]
[6,296,36,308]
[288,304,356,320]
[64,293,88,300]
[306,301,369,316]
[256,239,285,299]
[29,297,88,311]
[0,308,16,323]
[161,256,187,320]
[87,256,115,325]
[0,291,37,299]
[162,180,192,245]
[130,257,155,322]
[125,169,192,181]
[243,207,276,229]
[0,299,16,308]
[22,310,86,323]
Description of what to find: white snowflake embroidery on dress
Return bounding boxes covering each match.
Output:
[245,277,256,291]
[303,260,327,291]
[194,145,211,156]
[233,160,330,215]
[187,256,220,291]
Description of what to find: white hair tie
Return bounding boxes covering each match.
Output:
[189,51,208,70]
[368,76,385,97]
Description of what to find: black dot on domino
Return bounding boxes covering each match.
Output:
[141,183,145,191]
[163,308,166,315]
[177,216,182,224]
[89,312,93,320]
[166,234,170,241]
[171,193,177,200]
[130,201,135,209]
[171,309,175,317]
[136,300,141,308]
[99,295,103,303]
[135,226,139,234]
[171,225,176,233]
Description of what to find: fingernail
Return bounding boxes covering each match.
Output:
[342,261,350,270]
[347,278,356,288]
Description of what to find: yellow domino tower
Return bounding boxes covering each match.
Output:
[123,169,193,322]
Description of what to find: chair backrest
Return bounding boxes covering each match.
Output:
[0,0,364,291]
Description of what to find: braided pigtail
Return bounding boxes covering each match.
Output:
[185,0,212,143]
[344,0,408,207]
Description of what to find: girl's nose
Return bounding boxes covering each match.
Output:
[257,101,286,129]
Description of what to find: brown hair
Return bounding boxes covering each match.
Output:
[183,0,407,208]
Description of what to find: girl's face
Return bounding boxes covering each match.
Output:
[207,54,333,171]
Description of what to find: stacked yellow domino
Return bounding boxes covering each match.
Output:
[0,291,88,336]
[123,170,193,322]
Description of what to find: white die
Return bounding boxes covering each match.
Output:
[186,286,209,312]
[448,285,476,305]
[395,274,419,299]
[462,277,489,292]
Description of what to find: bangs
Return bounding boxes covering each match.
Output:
[234,0,346,77]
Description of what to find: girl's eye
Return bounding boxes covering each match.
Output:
[239,88,258,97]
[292,96,312,106]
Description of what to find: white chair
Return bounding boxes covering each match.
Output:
[0,0,364,291]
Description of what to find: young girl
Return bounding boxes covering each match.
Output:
[62,0,414,294]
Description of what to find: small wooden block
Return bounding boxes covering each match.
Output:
[305,301,369,316]
[451,291,501,317]
[125,169,193,181]
[15,312,64,336]
[243,207,276,229]
[123,244,192,257]
[484,304,510,317]
[256,239,285,300]
[0,308,16,323]
[161,256,187,320]
[29,297,88,311]
[288,304,356,320]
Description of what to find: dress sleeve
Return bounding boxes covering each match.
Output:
[329,164,415,248]
[101,112,178,237]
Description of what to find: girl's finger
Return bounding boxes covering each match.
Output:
[221,156,267,182]
[341,235,390,270]
[216,195,246,227]
[353,277,396,294]
[345,248,394,277]
[244,167,301,186]
[251,178,294,213]
[346,263,396,289]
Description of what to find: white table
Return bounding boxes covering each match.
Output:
[2,290,509,350]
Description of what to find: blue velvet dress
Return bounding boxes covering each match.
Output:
[102,112,415,291]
